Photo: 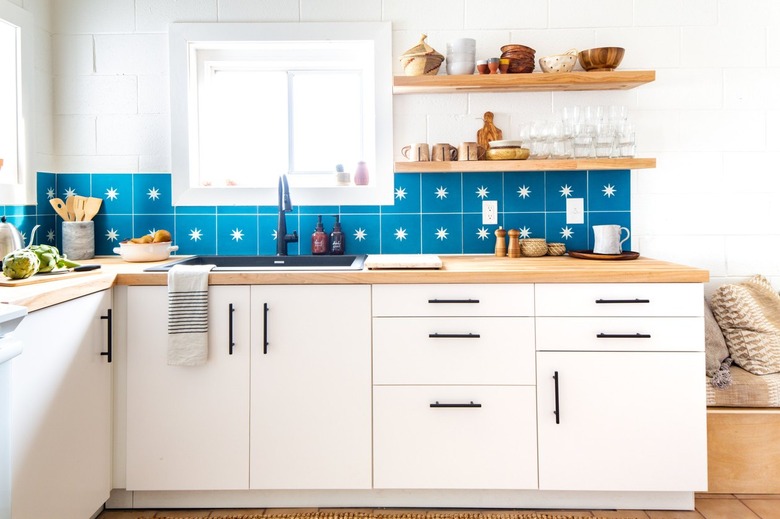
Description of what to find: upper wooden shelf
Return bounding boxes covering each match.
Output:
[393,70,656,94]
[394,157,656,173]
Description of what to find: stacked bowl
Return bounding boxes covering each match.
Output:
[446,38,476,75]
[500,44,536,73]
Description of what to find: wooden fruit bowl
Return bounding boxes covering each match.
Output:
[578,47,625,71]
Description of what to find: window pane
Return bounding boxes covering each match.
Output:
[291,71,362,173]
[0,20,18,184]
[199,70,288,187]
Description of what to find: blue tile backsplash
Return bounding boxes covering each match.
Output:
[2,170,632,257]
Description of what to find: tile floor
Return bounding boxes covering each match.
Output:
[97,494,780,519]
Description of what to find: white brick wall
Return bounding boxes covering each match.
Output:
[38,0,780,288]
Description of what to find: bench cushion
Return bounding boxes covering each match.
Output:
[707,365,780,407]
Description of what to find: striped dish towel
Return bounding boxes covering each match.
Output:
[167,263,215,366]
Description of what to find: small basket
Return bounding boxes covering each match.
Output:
[546,242,566,256]
[400,34,444,76]
[521,238,547,257]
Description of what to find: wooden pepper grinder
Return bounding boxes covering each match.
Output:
[494,226,507,257]
[507,228,521,258]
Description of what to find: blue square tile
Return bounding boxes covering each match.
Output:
[37,172,56,213]
[463,214,498,254]
[422,214,462,254]
[92,173,133,215]
[380,214,421,254]
[94,214,133,256]
[339,214,380,255]
[133,215,175,242]
[545,171,587,212]
[504,172,545,213]
[58,173,90,199]
[4,205,35,217]
[588,211,632,251]
[463,173,502,213]
[217,215,258,255]
[35,215,57,246]
[133,173,173,214]
[587,170,630,211]
[258,215,290,255]
[421,173,462,214]
[546,212,587,251]
[175,215,217,255]
[503,213,546,240]
[383,173,421,214]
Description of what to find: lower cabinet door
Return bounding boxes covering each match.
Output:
[126,286,251,490]
[536,351,708,491]
[373,385,538,489]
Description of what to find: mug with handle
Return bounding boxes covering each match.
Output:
[431,143,458,161]
[592,225,630,254]
[458,141,486,161]
[401,143,430,161]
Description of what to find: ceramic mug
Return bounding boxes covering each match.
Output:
[401,143,430,162]
[458,141,486,161]
[592,225,630,255]
[431,143,458,161]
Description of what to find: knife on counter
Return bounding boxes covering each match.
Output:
[36,265,102,275]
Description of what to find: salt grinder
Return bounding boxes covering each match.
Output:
[507,228,521,258]
[494,227,507,257]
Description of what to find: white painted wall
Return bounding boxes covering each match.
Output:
[45,0,780,289]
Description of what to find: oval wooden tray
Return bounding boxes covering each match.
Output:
[568,250,639,261]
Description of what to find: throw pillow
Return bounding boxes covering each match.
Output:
[704,299,732,387]
[711,275,780,375]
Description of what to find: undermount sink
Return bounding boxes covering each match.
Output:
[144,254,367,272]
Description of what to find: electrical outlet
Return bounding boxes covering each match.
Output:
[566,198,584,224]
[482,200,498,225]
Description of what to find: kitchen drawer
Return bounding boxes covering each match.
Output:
[373,385,538,489]
[373,317,535,385]
[372,284,533,317]
[536,317,704,352]
[535,283,703,317]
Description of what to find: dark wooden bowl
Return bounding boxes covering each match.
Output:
[578,47,625,71]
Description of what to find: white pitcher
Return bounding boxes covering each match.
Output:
[593,225,630,254]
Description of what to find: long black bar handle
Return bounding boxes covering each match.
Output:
[428,333,481,339]
[595,298,650,304]
[100,309,113,363]
[228,303,235,355]
[430,401,482,408]
[553,371,560,425]
[428,298,480,304]
[597,332,652,339]
[263,303,269,355]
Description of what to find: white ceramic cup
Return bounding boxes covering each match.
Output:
[401,143,430,161]
[592,225,630,254]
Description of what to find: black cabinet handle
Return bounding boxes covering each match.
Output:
[228,303,235,355]
[430,401,482,408]
[100,309,112,363]
[596,332,651,339]
[428,298,480,304]
[263,303,269,355]
[595,298,650,304]
[428,333,481,339]
[553,371,560,425]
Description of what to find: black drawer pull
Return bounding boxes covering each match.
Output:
[553,371,560,425]
[428,298,480,304]
[428,333,480,339]
[430,401,482,408]
[228,303,236,355]
[100,309,112,363]
[263,303,269,355]
[595,298,650,304]
[597,333,652,339]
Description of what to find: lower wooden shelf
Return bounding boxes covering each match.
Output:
[394,157,655,173]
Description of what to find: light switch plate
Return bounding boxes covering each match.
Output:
[566,198,584,224]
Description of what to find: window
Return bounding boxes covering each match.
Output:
[170,22,393,206]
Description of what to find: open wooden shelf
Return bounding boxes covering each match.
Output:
[394,157,656,173]
[393,70,655,94]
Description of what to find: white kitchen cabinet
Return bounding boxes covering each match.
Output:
[11,290,112,519]
[125,286,251,490]
[249,285,372,489]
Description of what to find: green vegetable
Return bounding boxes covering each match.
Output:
[28,244,80,272]
[2,249,40,279]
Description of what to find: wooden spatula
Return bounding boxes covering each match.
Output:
[83,197,102,221]
[65,196,75,221]
[50,198,70,220]
[72,195,86,221]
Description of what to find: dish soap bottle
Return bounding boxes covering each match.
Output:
[330,216,345,255]
[311,215,329,255]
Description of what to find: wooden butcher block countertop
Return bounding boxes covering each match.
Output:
[0,254,708,312]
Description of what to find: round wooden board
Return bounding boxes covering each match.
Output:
[568,250,640,261]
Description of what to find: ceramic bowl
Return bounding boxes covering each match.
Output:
[578,47,625,71]
[486,147,530,160]
[539,51,578,73]
[113,241,179,262]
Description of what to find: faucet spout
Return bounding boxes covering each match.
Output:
[276,174,298,256]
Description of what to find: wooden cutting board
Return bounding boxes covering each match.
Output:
[364,254,442,270]
[0,269,102,287]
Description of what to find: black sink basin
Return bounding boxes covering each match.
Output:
[144,254,367,272]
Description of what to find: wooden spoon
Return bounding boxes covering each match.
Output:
[50,198,70,220]
[83,197,102,221]
[65,196,75,221]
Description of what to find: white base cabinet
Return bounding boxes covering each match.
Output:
[11,290,112,519]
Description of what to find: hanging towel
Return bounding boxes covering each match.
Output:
[167,263,215,366]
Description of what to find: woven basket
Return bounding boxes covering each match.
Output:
[546,242,566,256]
[400,34,444,76]
[521,238,547,257]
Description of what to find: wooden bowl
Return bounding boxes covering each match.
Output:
[578,47,625,71]
[486,147,530,160]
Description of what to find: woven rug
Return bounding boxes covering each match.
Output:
[151,512,614,519]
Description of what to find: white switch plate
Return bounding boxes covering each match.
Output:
[482,200,498,225]
[566,198,584,224]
